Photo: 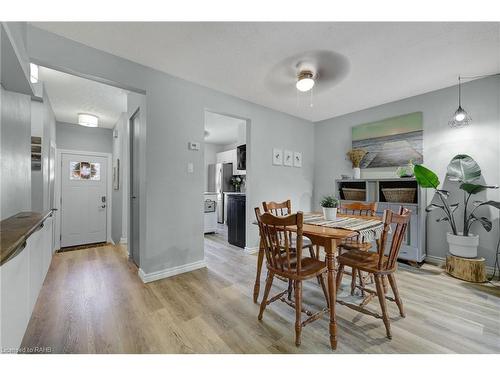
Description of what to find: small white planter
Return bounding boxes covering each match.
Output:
[322,207,337,221]
[353,167,361,179]
[446,232,479,258]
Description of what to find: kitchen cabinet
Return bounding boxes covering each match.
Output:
[227,194,246,248]
[216,148,246,176]
[0,213,54,350]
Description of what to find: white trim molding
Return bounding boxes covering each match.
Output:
[244,246,259,254]
[119,237,128,244]
[138,259,207,283]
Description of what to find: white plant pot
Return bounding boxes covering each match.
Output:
[322,207,337,221]
[353,167,361,179]
[446,232,479,258]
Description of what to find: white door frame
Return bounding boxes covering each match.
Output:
[55,149,113,250]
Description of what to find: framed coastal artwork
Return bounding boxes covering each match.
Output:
[351,112,423,168]
[294,152,302,168]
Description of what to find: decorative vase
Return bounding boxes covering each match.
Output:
[322,207,337,221]
[446,232,479,258]
[353,167,361,179]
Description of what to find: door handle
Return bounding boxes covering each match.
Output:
[131,196,137,199]
[101,204,106,208]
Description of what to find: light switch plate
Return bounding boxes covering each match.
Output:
[188,142,200,151]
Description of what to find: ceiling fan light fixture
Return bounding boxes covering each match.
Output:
[296,70,315,92]
[78,113,99,128]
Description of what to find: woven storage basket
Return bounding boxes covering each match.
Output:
[342,188,366,201]
[382,188,416,203]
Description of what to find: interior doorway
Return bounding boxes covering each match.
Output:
[203,110,249,251]
[129,109,141,266]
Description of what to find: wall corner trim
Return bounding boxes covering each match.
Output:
[244,246,259,254]
[138,259,207,283]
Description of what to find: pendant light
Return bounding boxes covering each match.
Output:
[449,76,472,128]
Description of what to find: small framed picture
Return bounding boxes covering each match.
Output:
[294,152,302,168]
[284,150,293,167]
[272,148,283,165]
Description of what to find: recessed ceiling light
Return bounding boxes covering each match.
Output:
[78,114,99,127]
[296,70,315,92]
[30,63,38,83]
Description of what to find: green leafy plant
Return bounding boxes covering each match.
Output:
[320,195,339,208]
[414,154,499,236]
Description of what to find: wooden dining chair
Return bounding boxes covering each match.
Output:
[336,206,411,339]
[338,201,378,295]
[262,200,318,299]
[255,208,329,347]
[262,200,316,258]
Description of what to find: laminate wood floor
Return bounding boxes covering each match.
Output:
[20,235,500,353]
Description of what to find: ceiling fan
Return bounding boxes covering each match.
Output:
[265,50,350,96]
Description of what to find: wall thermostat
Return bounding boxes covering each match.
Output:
[188,142,200,151]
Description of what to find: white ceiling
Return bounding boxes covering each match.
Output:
[38,66,128,128]
[204,112,244,145]
[32,22,500,122]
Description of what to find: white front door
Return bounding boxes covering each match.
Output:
[61,152,108,247]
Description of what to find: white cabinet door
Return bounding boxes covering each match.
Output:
[28,227,44,311]
[1,243,31,350]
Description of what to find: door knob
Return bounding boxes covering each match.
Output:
[131,196,137,199]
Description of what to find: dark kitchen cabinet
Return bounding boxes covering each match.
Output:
[227,194,246,248]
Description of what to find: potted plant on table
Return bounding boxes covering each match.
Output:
[320,195,339,221]
[414,154,500,258]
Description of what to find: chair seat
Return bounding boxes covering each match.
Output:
[337,249,392,273]
[273,256,326,279]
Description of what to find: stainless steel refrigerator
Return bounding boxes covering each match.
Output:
[208,163,234,223]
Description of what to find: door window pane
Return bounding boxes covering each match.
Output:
[70,161,101,180]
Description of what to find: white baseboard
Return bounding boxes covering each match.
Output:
[119,237,128,244]
[138,259,207,283]
[244,246,259,254]
[425,254,496,275]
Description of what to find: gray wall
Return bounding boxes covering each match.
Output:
[0,87,32,219]
[27,26,315,276]
[56,122,113,154]
[31,85,57,212]
[314,76,500,266]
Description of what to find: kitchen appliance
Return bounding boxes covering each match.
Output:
[208,163,234,223]
[237,144,246,171]
[204,193,217,234]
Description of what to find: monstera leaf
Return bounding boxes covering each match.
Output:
[447,154,481,183]
[460,183,499,194]
[414,164,440,189]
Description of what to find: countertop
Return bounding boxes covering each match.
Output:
[224,192,246,195]
[0,211,53,266]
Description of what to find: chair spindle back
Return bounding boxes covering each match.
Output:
[377,207,411,270]
[254,208,304,275]
[339,201,378,217]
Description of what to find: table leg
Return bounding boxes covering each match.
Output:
[325,238,338,350]
[253,237,265,303]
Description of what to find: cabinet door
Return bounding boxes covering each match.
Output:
[28,227,44,311]
[1,244,30,350]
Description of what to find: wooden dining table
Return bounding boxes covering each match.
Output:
[253,213,382,350]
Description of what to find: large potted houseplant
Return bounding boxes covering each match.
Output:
[414,154,500,258]
[320,195,339,220]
